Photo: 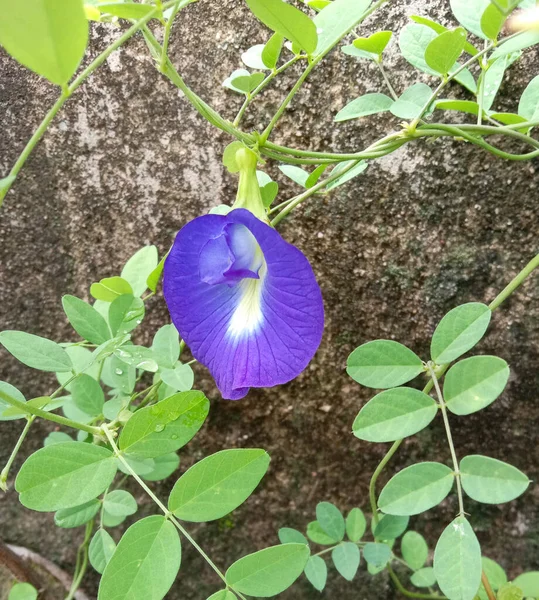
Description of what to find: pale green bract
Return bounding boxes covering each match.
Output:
[225,543,310,597]
[98,516,181,600]
[168,449,270,521]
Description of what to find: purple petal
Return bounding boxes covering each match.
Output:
[163,208,324,399]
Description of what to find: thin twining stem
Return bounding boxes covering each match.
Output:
[0,416,35,490]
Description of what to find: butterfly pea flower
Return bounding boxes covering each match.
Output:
[163,148,324,399]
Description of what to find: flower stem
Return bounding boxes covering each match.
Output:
[0,416,35,491]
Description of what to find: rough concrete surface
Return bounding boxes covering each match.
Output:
[0,0,538,598]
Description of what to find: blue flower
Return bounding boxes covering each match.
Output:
[163,208,324,399]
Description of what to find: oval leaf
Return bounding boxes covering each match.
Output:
[401,531,429,570]
[98,515,181,600]
[54,499,101,528]
[0,331,72,373]
[425,28,467,76]
[89,529,116,575]
[316,501,345,541]
[168,449,270,522]
[374,515,409,540]
[226,543,310,597]
[15,442,117,511]
[353,387,438,442]
[430,302,491,365]
[62,295,111,345]
[363,542,391,568]
[434,517,481,600]
[304,555,327,591]
[345,507,366,542]
[460,455,530,504]
[72,374,105,416]
[332,542,360,581]
[378,462,454,516]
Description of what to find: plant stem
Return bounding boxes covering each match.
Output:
[481,571,497,600]
[369,439,403,527]
[160,0,182,71]
[65,519,94,600]
[428,364,464,516]
[377,60,399,100]
[0,0,186,207]
[0,416,35,491]
[0,390,101,435]
[388,565,445,600]
[489,252,539,311]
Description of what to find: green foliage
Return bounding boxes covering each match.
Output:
[332,542,360,581]
[374,515,409,540]
[262,33,284,69]
[141,452,180,481]
[363,542,391,569]
[411,567,437,588]
[168,449,270,521]
[480,557,508,597]
[316,501,345,541]
[223,69,266,94]
[346,340,424,388]
[89,529,117,575]
[401,531,429,570]
[8,583,38,600]
[98,516,181,600]
[512,572,539,597]
[0,0,88,85]
[434,516,481,600]
[121,246,158,297]
[353,387,438,442]
[54,499,101,528]
[99,2,155,20]
[62,295,111,344]
[335,93,394,122]
[425,28,467,76]
[90,277,133,302]
[353,31,393,56]
[226,544,310,597]
[0,382,27,421]
[72,374,105,416]
[0,331,72,372]
[256,171,279,207]
[444,356,510,415]
[307,520,340,545]
[103,490,137,518]
[206,592,237,600]
[304,555,328,590]
[379,462,454,516]
[345,508,366,542]
[390,83,433,119]
[430,302,491,365]
[120,391,209,459]
[519,75,539,122]
[245,0,318,54]
[279,527,309,545]
[460,455,530,504]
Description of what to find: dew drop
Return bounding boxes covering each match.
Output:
[154,424,165,432]
[171,434,178,440]
[115,368,123,375]
[136,319,142,325]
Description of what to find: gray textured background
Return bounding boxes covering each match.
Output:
[1,0,538,598]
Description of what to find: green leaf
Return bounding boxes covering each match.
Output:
[103,490,137,517]
[120,391,209,459]
[374,515,409,540]
[0,331,72,373]
[304,555,327,591]
[98,515,181,600]
[261,32,284,69]
[55,499,101,528]
[482,557,507,591]
[332,542,360,581]
[307,520,339,545]
[242,44,272,70]
[313,0,372,57]
[450,0,492,39]
[434,516,481,600]
[168,449,270,522]
[223,142,252,173]
[278,527,309,545]
[345,507,366,542]
[316,501,345,541]
[16,442,117,511]
[491,30,539,59]
[346,340,424,389]
[431,303,491,364]
[480,54,519,112]
[223,69,265,94]
[121,246,158,297]
[378,462,454,516]
[72,374,105,416]
[363,542,391,569]
[257,171,279,207]
[160,364,194,392]
[460,455,530,504]
[518,75,539,121]
[206,592,237,600]
[335,93,393,122]
[325,160,368,190]
[90,277,133,302]
[305,164,328,189]
[513,573,539,597]
[425,28,467,76]
[489,112,530,132]
[411,567,437,588]
[278,165,309,188]
[44,431,73,446]
[114,345,156,373]
[62,295,111,345]
[0,0,87,85]
[146,253,167,293]
[401,531,429,570]
[8,583,37,600]
[0,382,26,421]
[226,543,310,597]
[353,387,438,442]
[444,356,509,416]
[481,3,506,40]
[306,0,331,9]
[57,346,99,390]
[398,24,476,93]
[99,2,155,19]
[435,99,480,116]
[141,452,180,482]
[353,31,392,56]
[410,15,478,55]
[89,529,116,575]
[390,83,432,119]
[341,44,378,61]
[245,0,318,54]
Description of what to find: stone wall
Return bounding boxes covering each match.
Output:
[0,1,538,598]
